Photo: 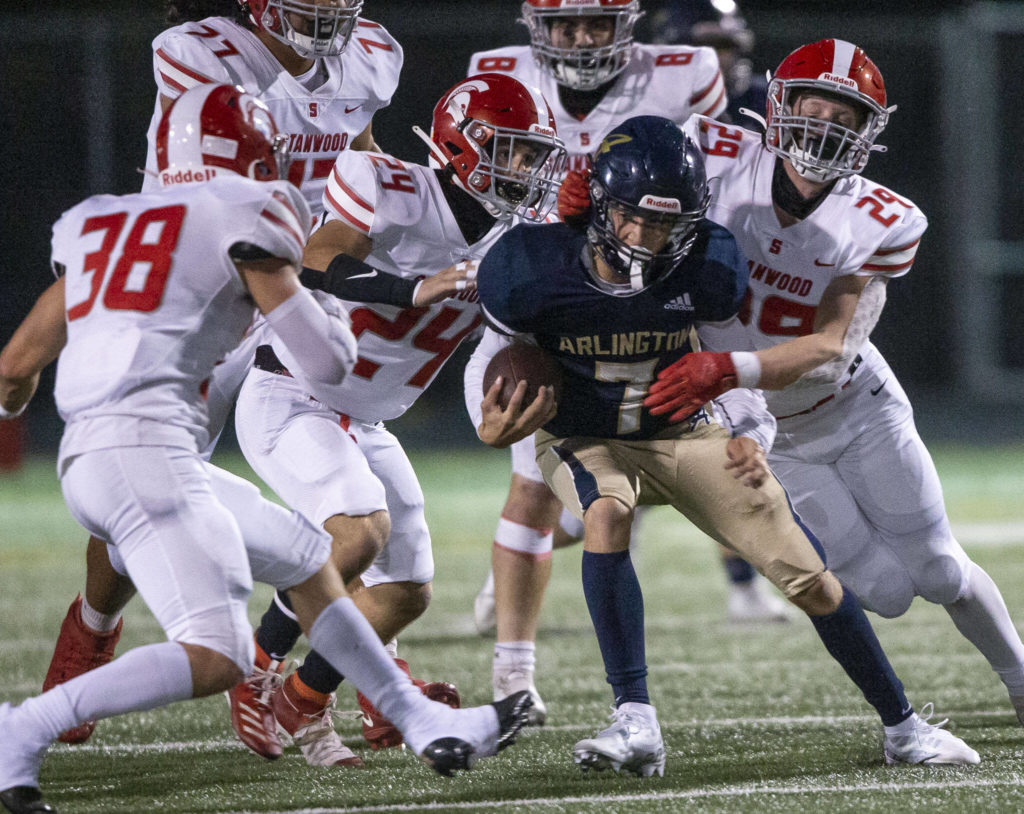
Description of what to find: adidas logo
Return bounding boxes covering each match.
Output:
[664,294,694,311]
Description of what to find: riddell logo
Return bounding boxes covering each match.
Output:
[639,195,681,212]
[820,72,856,89]
[161,167,217,185]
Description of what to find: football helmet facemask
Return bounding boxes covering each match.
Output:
[587,116,710,295]
[416,73,568,221]
[156,83,290,187]
[764,38,893,183]
[242,0,362,58]
[520,0,641,91]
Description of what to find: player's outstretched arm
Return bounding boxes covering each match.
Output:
[646,274,877,421]
[301,219,475,307]
[0,277,67,418]
[238,257,357,407]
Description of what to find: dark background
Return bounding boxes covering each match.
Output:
[2,0,1020,453]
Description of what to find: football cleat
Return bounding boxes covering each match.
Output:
[271,678,364,768]
[726,579,792,624]
[494,667,547,727]
[41,594,122,744]
[357,658,460,750]
[473,570,497,636]
[0,786,55,814]
[1009,694,1024,727]
[418,689,533,777]
[226,651,286,760]
[573,703,666,777]
[883,703,980,766]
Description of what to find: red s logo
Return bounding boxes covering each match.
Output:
[308,102,319,118]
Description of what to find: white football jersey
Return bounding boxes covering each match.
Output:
[468,44,725,173]
[296,150,509,421]
[142,16,402,219]
[684,115,927,417]
[53,177,310,462]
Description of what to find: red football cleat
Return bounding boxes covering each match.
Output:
[356,657,461,750]
[226,646,285,761]
[42,594,122,744]
[272,675,365,767]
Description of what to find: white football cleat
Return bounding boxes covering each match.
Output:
[883,703,980,766]
[573,702,666,777]
[727,578,791,624]
[473,570,497,636]
[494,666,547,726]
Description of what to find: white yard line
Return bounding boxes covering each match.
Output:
[953,521,1024,545]
[226,777,1024,814]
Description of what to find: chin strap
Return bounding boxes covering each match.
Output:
[412,124,504,219]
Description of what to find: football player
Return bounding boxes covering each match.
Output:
[644,39,1024,726]
[41,0,404,767]
[223,72,566,761]
[467,115,980,776]
[0,84,531,814]
[645,0,765,127]
[465,0,782,728]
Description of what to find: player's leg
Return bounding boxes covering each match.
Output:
[660,423,978,766]
[209,463,532,777]
[537,432,665,777]
[834,385,1024,721]
[37,334,254,747]
[1,447,256,810]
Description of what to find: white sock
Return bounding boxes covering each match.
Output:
[80,595,122,633]
[944,562,1024,694]
[494,641,536,674]
[384,638,398,659]
[17,642,191,747]
[558,508,584,540]
[308,599,423,729]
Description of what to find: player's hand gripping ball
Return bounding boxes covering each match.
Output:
[483,341,563,410]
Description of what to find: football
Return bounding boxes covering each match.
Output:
[483,341,563,410]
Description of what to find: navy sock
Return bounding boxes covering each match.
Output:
[582,550,649,705]
[296,649,345,695]
[723,554,756,584]
[255,591,302,660]
[809,588,912,726]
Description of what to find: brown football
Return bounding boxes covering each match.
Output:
[483,341,563,410]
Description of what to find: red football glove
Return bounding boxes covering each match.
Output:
[557,168,592,226]
[644,352,738,423]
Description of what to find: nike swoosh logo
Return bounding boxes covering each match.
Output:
[814,259,836,267]
[871,380,886,396]
[348,270,378,280]
[361,713,375,728]
[345,104,361,113]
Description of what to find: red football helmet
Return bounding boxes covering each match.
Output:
[241,0,362,58]
[156,83,290,187]
[520,0,641,90]
[419,73,568,221]
[765,38,893,182]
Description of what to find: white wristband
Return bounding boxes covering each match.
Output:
[729,351,762,388]
[0,402,27,420]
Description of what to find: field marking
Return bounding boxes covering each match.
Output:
[57,706,1018,757]
[224,776,1024,814]
[953,521,1024,545]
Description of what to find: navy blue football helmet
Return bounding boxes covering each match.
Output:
[587,115,710,294]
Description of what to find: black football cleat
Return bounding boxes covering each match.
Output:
[492,689,533,753]
[419,737,476,777]
[0,786,56,814]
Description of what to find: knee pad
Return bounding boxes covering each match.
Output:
[914,553,970,606]
[856,570,916,618]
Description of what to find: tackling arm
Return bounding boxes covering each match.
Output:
[0,277,68,417]
[301,219,476,307]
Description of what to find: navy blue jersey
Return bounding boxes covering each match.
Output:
[477,221,749,439]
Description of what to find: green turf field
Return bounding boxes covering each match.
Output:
[2,443,1024,813]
